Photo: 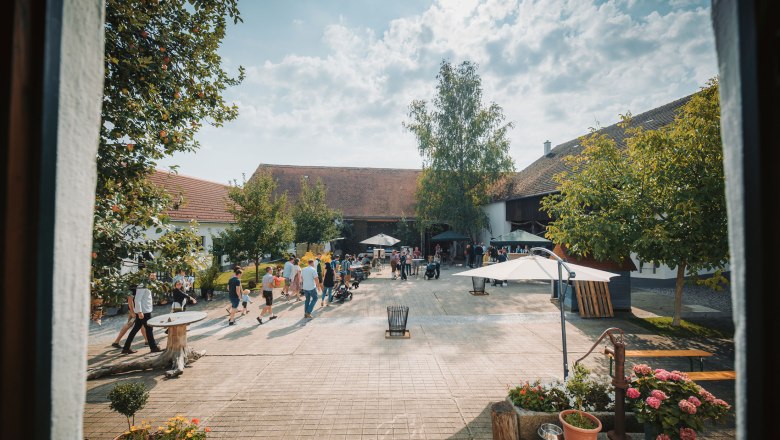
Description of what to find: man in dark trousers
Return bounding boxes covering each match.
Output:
[122,272,161,354]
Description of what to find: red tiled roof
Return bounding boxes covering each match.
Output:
[252,164,420,220]
[148,170,234,223]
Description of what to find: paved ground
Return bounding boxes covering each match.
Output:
[83,264,735,439]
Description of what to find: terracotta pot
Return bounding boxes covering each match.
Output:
[559,409,602,440]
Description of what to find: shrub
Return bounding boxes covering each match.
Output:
[508,380,568,412]
[627,364,731,439]
[508,365,614,414]
[566,363,614,412]
[108,382,149,430]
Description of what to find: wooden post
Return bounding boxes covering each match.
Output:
[491,400,518,440]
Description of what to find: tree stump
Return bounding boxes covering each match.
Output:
[492,400,519,440]
[87,325,205,380]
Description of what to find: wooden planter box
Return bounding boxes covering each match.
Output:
[505,397,642,440]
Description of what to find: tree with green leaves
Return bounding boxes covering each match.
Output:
[292,177,342,251]
[91,0,243,305]
[542,79,728,326]
[405,60,515,240]
[218,172,295,283]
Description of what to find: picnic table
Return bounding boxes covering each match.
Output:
[148,311,207,378]
[608,349,713,375]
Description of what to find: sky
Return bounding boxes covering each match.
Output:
[158,0,719,185]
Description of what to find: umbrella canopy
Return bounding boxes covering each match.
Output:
[454,255,618,282]
[490,230,551,247]
[430,230,470,242]
[360,233,400,247]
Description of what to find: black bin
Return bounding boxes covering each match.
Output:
[387,305,409,336]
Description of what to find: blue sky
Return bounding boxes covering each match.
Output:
[158,0,718,184]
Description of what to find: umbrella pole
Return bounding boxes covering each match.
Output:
[531,247,572,381]
[558,261,569,380]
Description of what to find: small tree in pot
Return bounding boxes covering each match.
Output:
[559,364,604,440]
[107,382,149,431]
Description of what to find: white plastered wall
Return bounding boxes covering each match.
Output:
[52,0,105,437]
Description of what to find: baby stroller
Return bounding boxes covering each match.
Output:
[423,262,437,280]
[332,280,353,302]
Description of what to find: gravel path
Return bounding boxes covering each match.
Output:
[643,284,733,313]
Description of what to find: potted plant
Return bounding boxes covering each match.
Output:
[108,382,149,432]
[558,364,604,440]
[627,364,731,440]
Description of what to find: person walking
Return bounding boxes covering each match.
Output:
[399,251,408,281]
[225,267,243,325]
[321,262,335,306]
[389,250,399,280]
[474,242,484,267]
[281,256,295,299]
[433,252,441,279]
[289,258,303,302]
[315,253,323,284]
[171,279,196,313]
[465,244,472,267]
[122,273,161,354]
[111,285,148,349]
[301,259,322,318]
[257,266,278,324]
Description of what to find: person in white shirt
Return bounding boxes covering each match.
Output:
[257,266,278,325]
[300,259,322,319]
[281,256,295,298]
[122,272,161,354]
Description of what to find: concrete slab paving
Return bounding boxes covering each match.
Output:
[84,265,735,439]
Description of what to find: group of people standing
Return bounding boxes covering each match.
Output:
[111,270,199,354]
[388,247,441,280]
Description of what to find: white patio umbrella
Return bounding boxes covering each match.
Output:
[454,254,618,282]
[455,250,619,380]
[360,233,400,247]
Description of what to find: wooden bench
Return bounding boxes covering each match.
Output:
[608,349,713,375]
[686,371,736,381]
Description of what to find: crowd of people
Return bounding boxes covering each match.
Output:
[112,243,532,353]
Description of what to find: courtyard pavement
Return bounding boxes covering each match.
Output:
[83,264,735,439]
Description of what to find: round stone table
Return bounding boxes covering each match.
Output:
[147,311,207,378]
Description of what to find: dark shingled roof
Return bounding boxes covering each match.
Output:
[252,164,421,220]
[149,170,234,223]
[494,94,694,201]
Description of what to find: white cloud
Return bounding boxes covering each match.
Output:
[162,0,717,183]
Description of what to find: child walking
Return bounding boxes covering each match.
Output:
[241,288,253,316]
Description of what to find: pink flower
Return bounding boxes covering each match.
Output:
[633,364,652,376]
[687,396,702,407]
[654,370,670,381]
[713,399,730,408]
[679,399,697,414]
[699,389,716,403]
[646,397,661,409]
[627,388,641,399]
[679,427,697,440]
[650,390,668,401]
[656,435,671,440]
[670,370,690,382]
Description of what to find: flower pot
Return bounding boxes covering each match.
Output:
[559,409,602,440]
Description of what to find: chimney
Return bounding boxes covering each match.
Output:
[544,140,551,156]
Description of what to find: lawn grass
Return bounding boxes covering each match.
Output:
[628,316,732,339]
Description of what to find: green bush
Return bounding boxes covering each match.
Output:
[509,365,614,413]
[566,363,613,412]
[107,382,149,430]
[508,380,568,412]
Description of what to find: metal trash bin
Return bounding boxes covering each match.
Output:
[387,305,409,336]
[471,276,486,293]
